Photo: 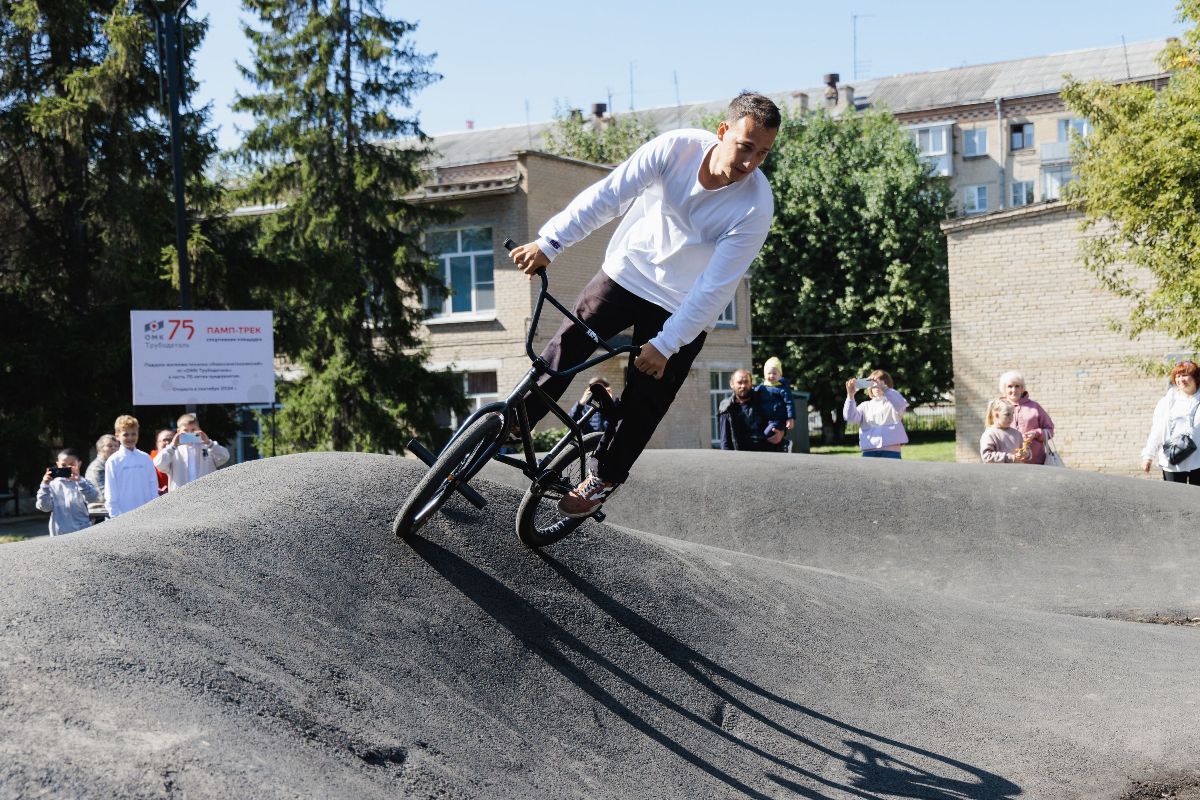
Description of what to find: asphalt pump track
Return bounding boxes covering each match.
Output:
[3,450,1200,799]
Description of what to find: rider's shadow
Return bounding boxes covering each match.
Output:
[405,534,1021,800]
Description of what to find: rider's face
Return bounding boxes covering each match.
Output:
[710,116,777,186]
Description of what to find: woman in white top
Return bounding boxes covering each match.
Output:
[843,369,909,459]
[1141,360,1200,484]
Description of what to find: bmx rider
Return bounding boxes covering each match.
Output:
[508,91,780,517]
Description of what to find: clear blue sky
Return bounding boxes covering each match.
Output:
[193,0,1187,151]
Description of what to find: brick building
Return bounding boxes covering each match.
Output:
[943,202,1186,474]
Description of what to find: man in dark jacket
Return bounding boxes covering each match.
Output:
[719,369,789,452]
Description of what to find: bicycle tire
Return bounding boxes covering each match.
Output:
[394,412,504,538]
[516,432,604,548]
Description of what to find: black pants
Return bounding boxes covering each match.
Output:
[1163,467,1200,485]
[523,271,707,484]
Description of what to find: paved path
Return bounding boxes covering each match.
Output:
[2,452,1199,799]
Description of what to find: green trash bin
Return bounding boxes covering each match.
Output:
[788,390,810,453]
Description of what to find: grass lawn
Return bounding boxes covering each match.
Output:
[0,535,29,544]
[809,435,956,462]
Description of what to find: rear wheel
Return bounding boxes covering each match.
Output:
[394,413,504,538]
[516,432,603,548]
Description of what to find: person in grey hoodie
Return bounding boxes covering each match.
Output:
[35,448,100,535]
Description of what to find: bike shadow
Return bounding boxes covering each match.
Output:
[405,534,1022,800]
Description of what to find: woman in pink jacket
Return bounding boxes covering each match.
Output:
[997,370,1055,465]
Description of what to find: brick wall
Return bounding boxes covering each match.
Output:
[944,202,1184,474]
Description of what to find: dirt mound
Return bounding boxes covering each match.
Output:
[2,453,1199,799]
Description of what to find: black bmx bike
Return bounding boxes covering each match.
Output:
[393,238,639,548]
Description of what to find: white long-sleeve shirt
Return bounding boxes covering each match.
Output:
[1142,387,1200,471]
[535,128,774,357]
[104,446,159,517]
[154,439,230,491]
[843,388,909,452]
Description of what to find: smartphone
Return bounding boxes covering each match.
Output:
[178,432,202,444]
[854,378,875,390]
[48,466,72,479]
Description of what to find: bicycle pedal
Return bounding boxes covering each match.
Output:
[590,509,606,522]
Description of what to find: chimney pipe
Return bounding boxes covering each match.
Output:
[822,72,839,107]
[591,102,607,119]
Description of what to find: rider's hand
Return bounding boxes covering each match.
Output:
[509,242,549,278]
[634,343,668,380]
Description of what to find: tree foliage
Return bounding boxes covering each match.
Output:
[0,2,214,486]
[234,0,462,453]
[1061,2,1200,348]
[752,108,953,441]
[541,104,656,164]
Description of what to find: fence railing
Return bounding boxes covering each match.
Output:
[809,403,956,436]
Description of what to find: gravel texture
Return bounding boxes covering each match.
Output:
[2,451,1199,799]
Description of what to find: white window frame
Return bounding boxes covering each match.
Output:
[962,128,987,158]
[1042,164,1074,201]
[424,227,495,318]
[1057,117,1091,141]
[1010,180,1035,207]
[963,185,988,215]
[914,126,948,156]
[715,294,736,328]
[709,370,735,447]
[1010,122,1034,151]
[443,370,499,429]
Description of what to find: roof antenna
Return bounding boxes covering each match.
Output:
[1121,35,1132,79]
[525,98,533,147]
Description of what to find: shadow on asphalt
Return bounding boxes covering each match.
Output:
[406,533,1022,800]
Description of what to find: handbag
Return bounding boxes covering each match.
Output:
[1163,394,1200,466]
[1043,438,1066,468]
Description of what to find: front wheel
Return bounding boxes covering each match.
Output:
[394,413,504,538]
[516,432,604,548]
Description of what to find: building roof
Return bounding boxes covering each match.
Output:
[417,39,1171,170]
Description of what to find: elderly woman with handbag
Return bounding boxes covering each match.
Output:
[1141,360,1200,484]
[998,370,1056,465]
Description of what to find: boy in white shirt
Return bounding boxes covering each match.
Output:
[104,415,159,518]
[508,92,780,517]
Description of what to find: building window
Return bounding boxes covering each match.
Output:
[1042,165,1074,200]
[963,185,988,215]
[709,370,734,448]
[1057,118,1091,141]
[962,128,987,157]
[424,227,495,317]
[437,370,499,430]
[914,126,948,156]
[1010,123,1034,151]
[716,295,736,328]
[1010,180,1035,207]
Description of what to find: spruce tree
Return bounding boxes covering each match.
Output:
[0,3,213,485]
[235,0,461,453]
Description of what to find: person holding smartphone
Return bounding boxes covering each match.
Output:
[843,369,909,459]
[153,413,231,491]
[36,448,100,535]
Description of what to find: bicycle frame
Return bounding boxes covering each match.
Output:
[406,239,640,507]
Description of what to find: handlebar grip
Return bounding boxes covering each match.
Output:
[503,238,516,252]
[504,236,546,282]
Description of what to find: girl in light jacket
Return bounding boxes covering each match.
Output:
[998,371,1055,465]
[844,369,908,459]
[1141,360,1200,484]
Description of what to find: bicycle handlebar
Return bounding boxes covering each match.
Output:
[504,237,641,379]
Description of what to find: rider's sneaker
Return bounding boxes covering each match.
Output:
[558,475,617,518]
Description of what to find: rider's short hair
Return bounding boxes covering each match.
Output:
[726,92,781,129]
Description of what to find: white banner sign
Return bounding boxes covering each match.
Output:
[130,310,275,406]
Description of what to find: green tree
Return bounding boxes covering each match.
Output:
[0,3,214,486]
[1061,4,1200,349]
[541,104,656,164]
[752,108,953,442]
[234,0,461,453]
